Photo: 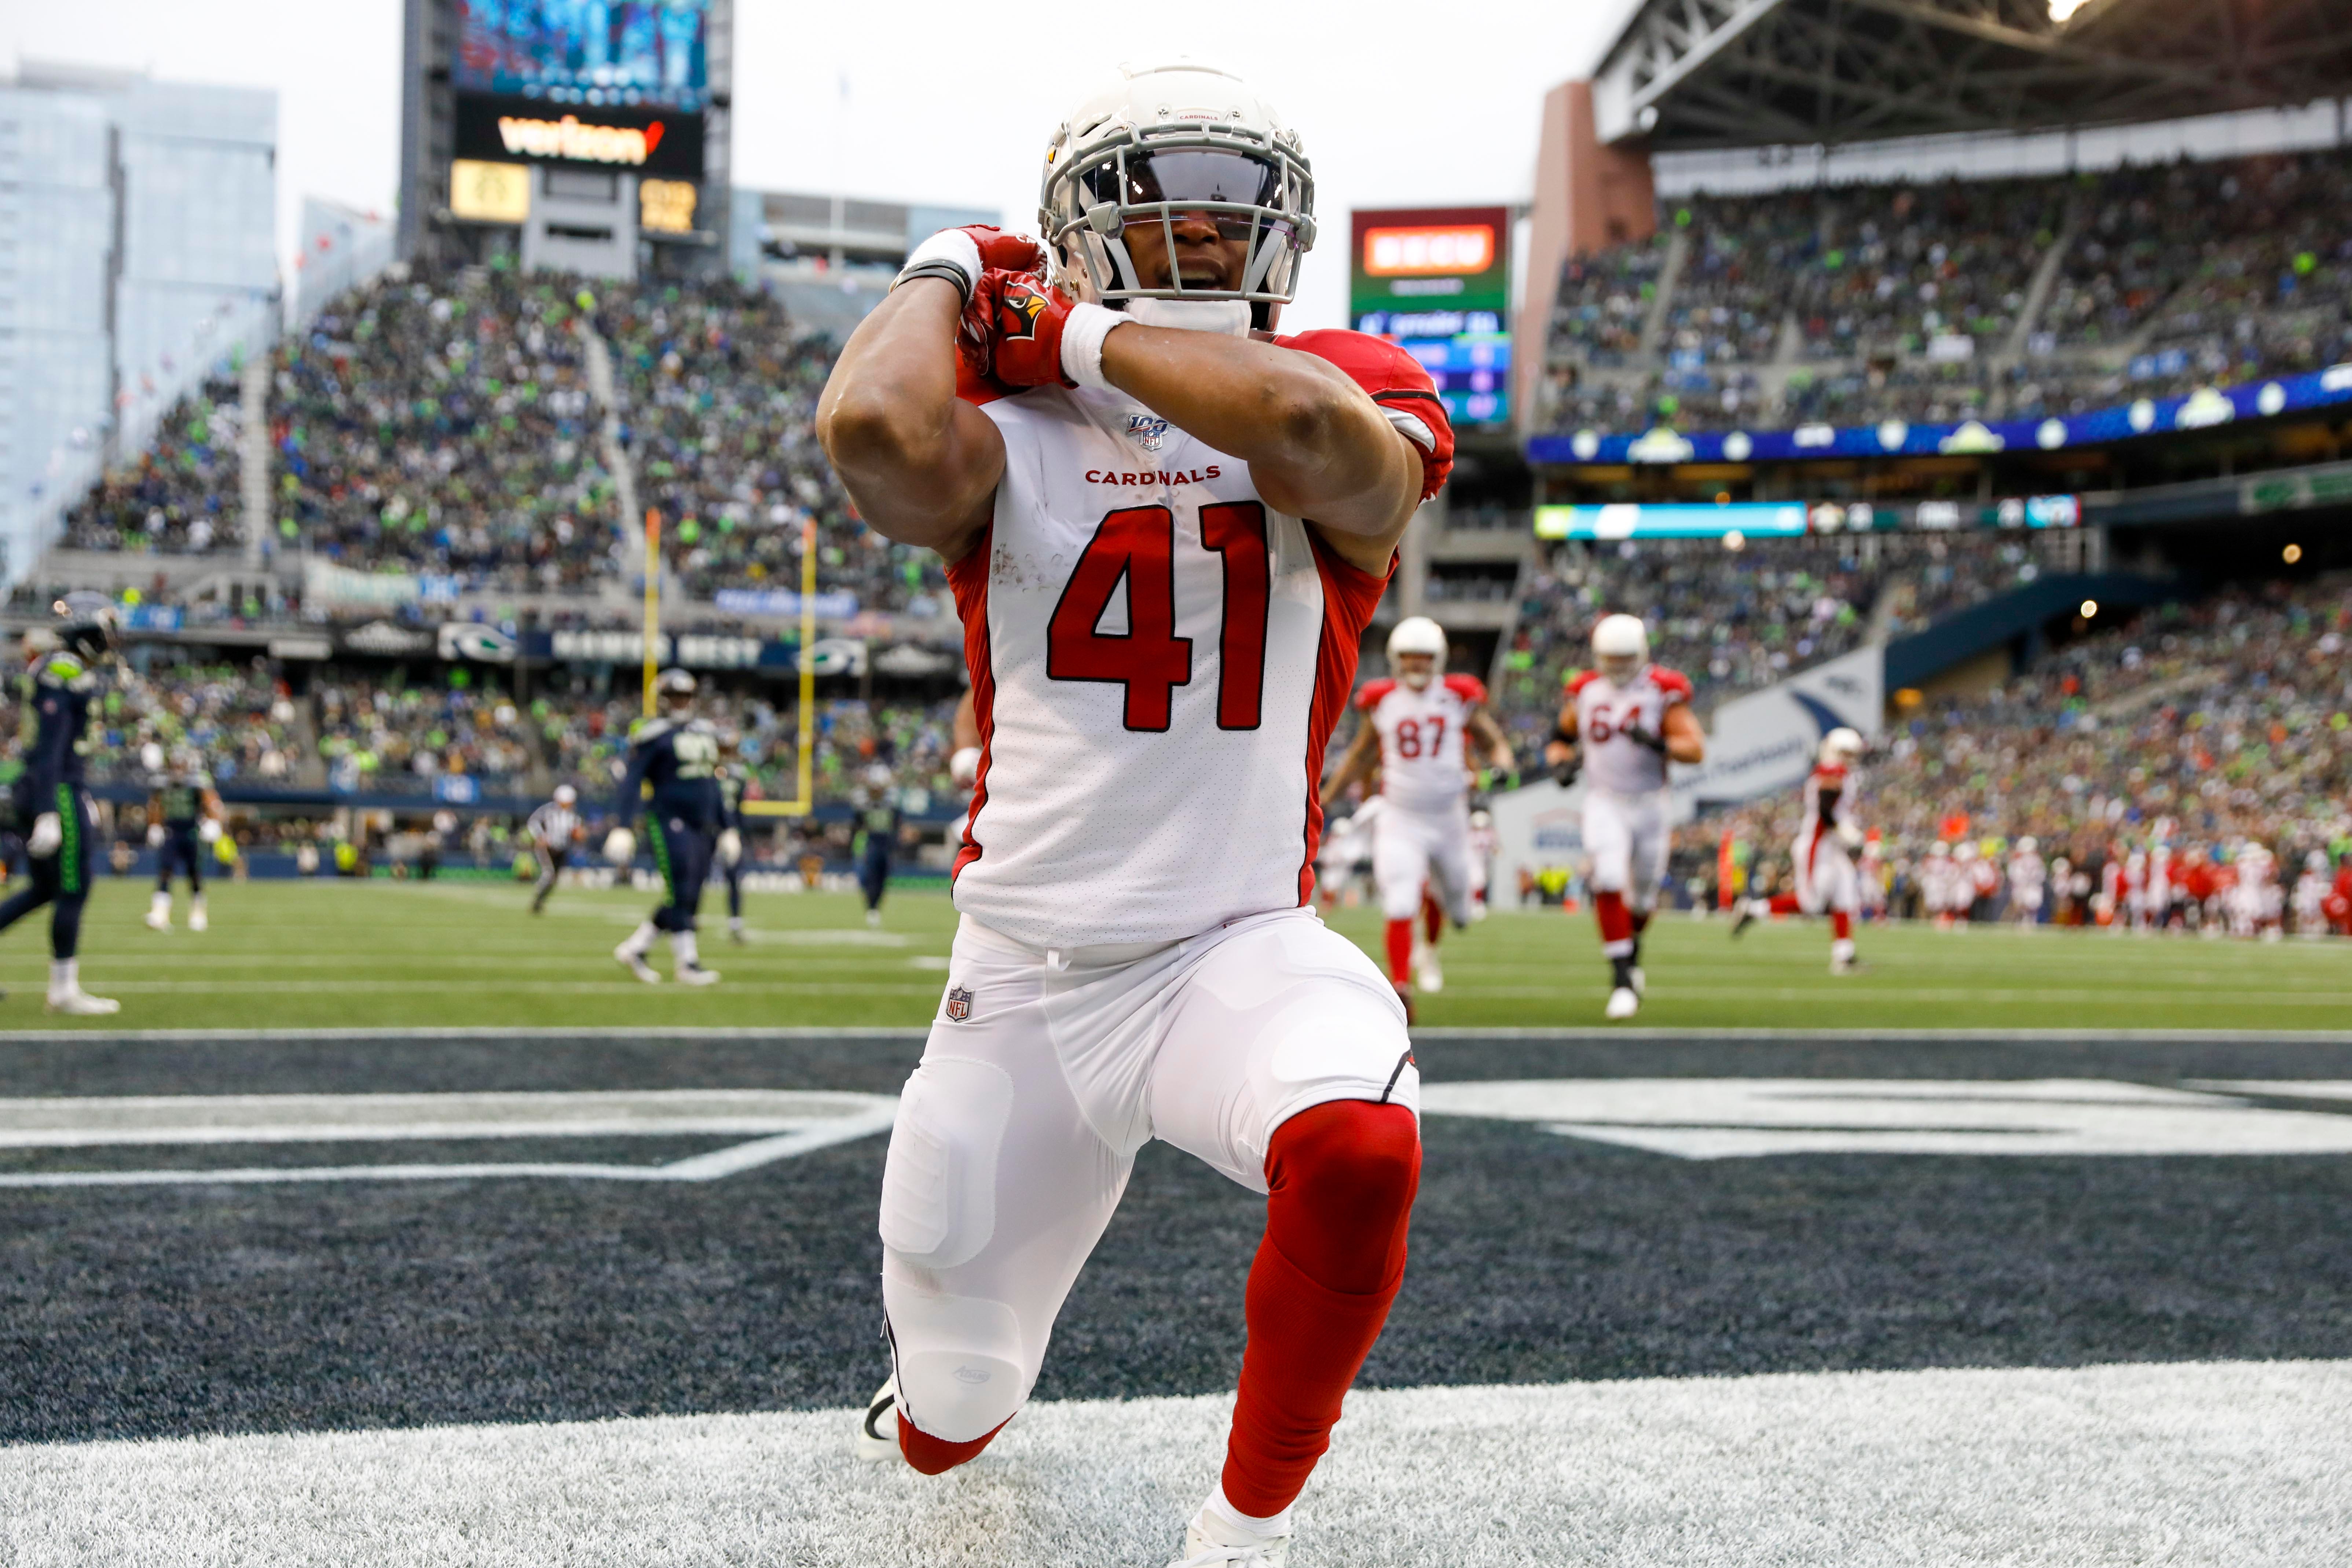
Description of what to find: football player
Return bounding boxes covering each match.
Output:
[1319,617,1513,1014]
[852,763,900,930]
[605,669,722,986]
[1544,614,1703,1019]
[716,731,750,943]
[144,744,224,932]
[0,595,121,1012]
[2007,836,2046,928]
[817,62,1452,1565]
[1729,728,1869,973]
[524,784,583,915]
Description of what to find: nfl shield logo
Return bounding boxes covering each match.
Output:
[945,986,974,1023]
[1125,413,1168,452]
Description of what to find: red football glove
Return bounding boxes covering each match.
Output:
[952,225,1048,277]
[959,270,1076,390]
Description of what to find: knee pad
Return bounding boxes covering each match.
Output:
[879,1055,1013,1270]
[1265,1100,1421,1294]
[884,1272,1029,1444]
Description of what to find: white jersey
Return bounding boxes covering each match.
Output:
[1570,665,1692,797]
[2008,851,2046,895]
[951,347,1443,948]
[527,802,580,847]
[1355,673,1486,813]
[1798,762,1856,850]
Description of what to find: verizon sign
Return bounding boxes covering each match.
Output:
[454,92,703,179]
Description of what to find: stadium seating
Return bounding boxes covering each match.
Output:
[1542,148,2352,436]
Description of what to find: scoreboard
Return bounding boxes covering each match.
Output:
[1349,205,1513,428]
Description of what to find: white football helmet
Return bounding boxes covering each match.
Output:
[1590,614,1648,681]
[2016,835,2038,856]
[554,784,577,807]
[1386,616,1447,688]
[1819,727,1865,765]
[1040,61,1315,327]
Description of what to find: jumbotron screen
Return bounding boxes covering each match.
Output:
[1349,205,1513,428]
[455,0,710,112]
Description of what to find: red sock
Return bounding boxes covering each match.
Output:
[1421,895,1443,945]
[1769,893,1801,916]
[1221,1101,1419,1519]
[1594,890,1633,955]
[1383,918,1412,985]
[898,1411,1010,1475]
[1832,911,1852,941]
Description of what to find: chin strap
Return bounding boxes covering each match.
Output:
[1119,297,1253,337]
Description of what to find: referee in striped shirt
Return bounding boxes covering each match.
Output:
[527,785,584,914]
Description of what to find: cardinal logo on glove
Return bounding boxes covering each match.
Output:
[995,279,1052,341]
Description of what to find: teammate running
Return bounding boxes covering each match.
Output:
[0,595,121,1012]
[606,669,722,986]
[1544,614,1704,1019]
[817,61,1453,1565]
[525,784,583,915]
[1732,727,1868,971]
[716,732,749,943]
[144,745,223,932]
[1320,616,1513,1015]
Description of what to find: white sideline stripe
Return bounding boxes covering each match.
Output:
[3,1363,2344,1567]
[0,1100,900,1189]
[5,1025,2352,1044]
[2192,1080,2352,1101]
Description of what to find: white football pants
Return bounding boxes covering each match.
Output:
[879,907,1419,1445]
[1795,829,1860,915]
[1582,788,1669,913]
[1371,799,1476,924]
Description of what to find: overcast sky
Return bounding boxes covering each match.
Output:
[4,0,1642,330]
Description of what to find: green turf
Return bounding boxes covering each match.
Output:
[0,876,2341,1031]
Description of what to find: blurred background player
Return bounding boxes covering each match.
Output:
[716,732,749,943]
[143,744,223,932]
[2007,837,2046,928]
[1546,613,1703,1019]
[1322,617,1513,1014]
[0,594,120,1012]
[1731,728,1869,972]
[1467,806,1496,919]
[525,784,583,915]
[605,669,722,986]
[851,763,900,930]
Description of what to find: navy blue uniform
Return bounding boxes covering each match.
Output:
[718,763,748,920]
[0,651,99,958]
[855,794,901,915]
[151,768,213,893]
[617,714,724,934]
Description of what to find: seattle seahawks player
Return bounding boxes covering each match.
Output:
[146,745,224,932]
[716,730,749,944]
[0,595,121,1012]
[605,668,722,985]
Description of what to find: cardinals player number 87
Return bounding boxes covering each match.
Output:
[817,61,1457,1568]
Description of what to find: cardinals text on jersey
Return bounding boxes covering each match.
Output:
[1355,673,1487,813]
[1569,666,1693,797]
[949,331,1452,948]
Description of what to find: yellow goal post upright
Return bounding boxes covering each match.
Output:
[741,510,817,820]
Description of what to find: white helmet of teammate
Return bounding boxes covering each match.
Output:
[1590,614,1648,682]
[1040,61,1315,329]
[656,668,696,712]
[2312,850,2331,872]
[1929,841,1950,860]
[2017,835,2038,856]
[1386,616,1447,688]
[554,784,577,807]
[1819,727,1865,765]
[1956,840,1979,862]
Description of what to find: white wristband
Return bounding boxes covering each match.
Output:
[893,229,983,301]
[1059,302,1125,392]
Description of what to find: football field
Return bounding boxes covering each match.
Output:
[2,874,2349,1031]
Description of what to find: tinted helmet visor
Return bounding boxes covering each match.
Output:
[1082,150,1285,241]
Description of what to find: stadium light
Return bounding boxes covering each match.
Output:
[2284,543,2304,564]
[2080,599,2099,618]
[2048,0,2091,21]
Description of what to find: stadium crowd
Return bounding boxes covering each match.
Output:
[1543,146,2352,435]
[1699,576,2352,934]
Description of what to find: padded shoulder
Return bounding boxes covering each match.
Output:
[1355,678,1397,711]
[1648,666,1694,702]
[1565,670,1600,697]
[1443,673,1487,706]
[1813,763,1849,785]
[1271,329,1455,500]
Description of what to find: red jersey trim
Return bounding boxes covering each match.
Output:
[1443,673,1487,706]
[945,526,996,882]
[1648,665,1694,702]
[1355,677,1397,711]
[1300,534,1392,904]
[1565,670,1600,696]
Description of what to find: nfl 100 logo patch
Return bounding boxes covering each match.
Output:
[945,985,974,1022]
[1125,413,1169,453]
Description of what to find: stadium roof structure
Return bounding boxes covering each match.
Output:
[1591,0,2352,150]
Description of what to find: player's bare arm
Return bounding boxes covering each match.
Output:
[814,275,1005,564]
[1319,718,1381,807]
[1660,703,1705,764]
[1467,707,1516,774]
[1544,697,1582,781]
[1095,214,1422,575]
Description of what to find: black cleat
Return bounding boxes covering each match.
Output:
[1729,904,1757,938]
